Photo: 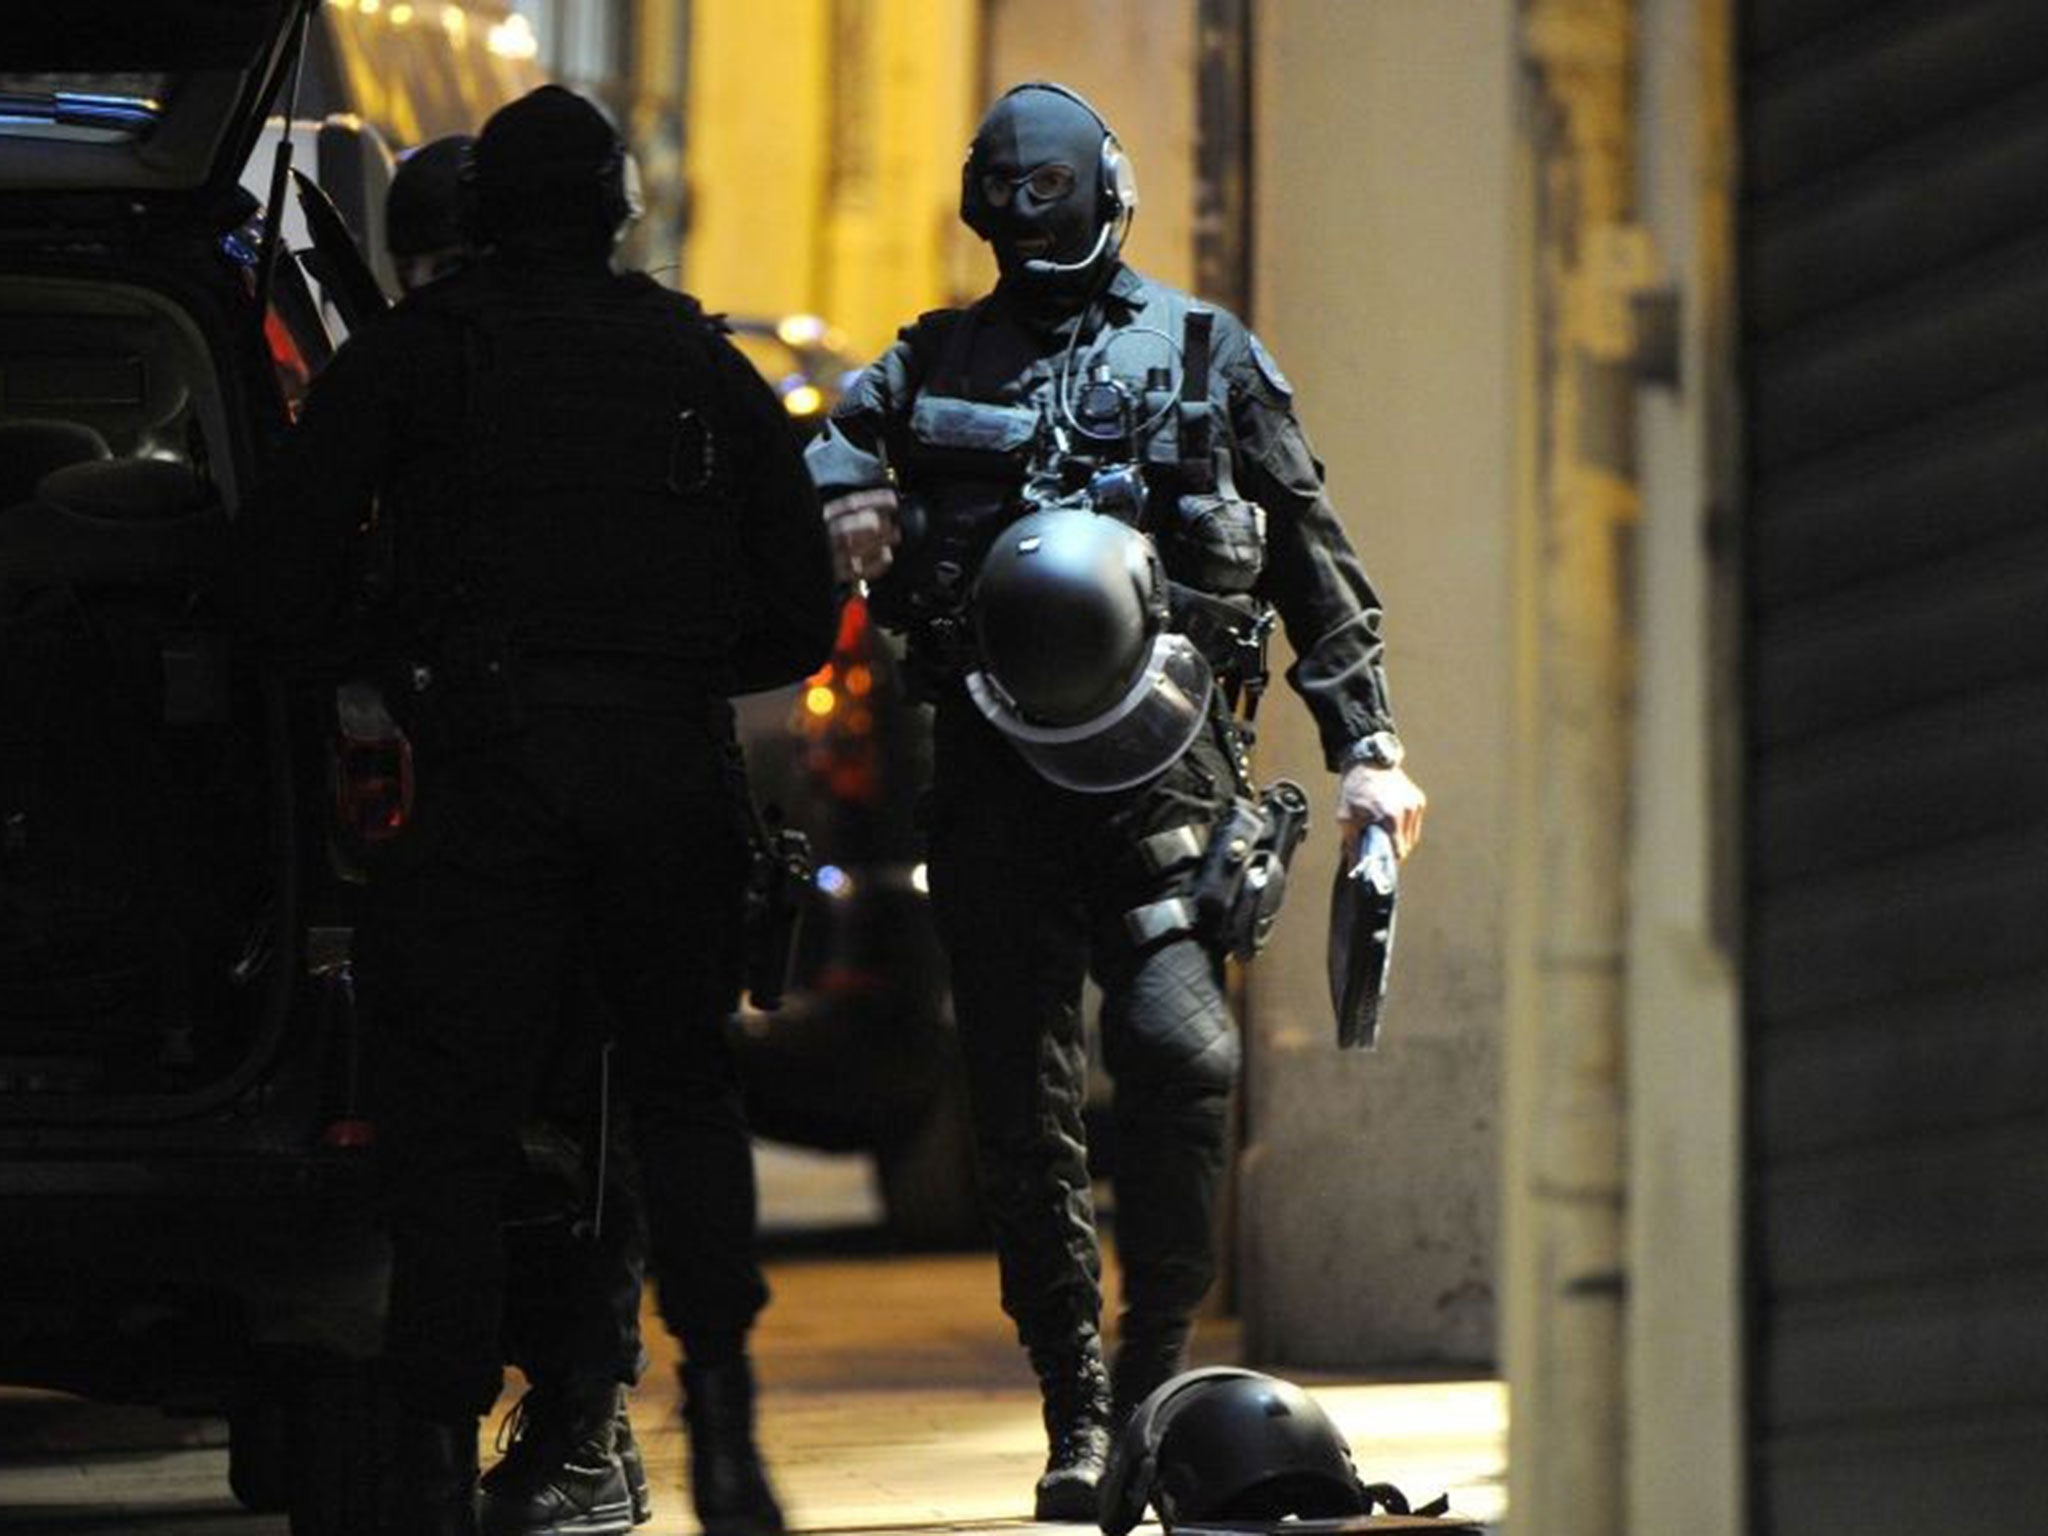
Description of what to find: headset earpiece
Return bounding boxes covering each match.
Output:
[591,137,640,234]
[616,148,645,227]
[1096,128,1136,240]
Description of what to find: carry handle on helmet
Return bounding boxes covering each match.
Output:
[1099,1366,1265,1536]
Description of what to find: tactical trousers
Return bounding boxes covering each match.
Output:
[498,1025,650,1392]
[500,1164,648,1392]
[359,700,767,1419]
[926,696,1240,1356]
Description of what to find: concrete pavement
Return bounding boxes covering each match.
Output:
[713,1249,1506,1534]
[0,1150,1506,1533]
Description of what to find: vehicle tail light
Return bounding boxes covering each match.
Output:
[264,308,312,417]
[834,594,869,653]
[795,596,883,801]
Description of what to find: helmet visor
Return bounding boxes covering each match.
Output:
[967,633,1213,793]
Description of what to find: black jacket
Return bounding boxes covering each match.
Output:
[237,250,838,696]
[806,263,1395,767]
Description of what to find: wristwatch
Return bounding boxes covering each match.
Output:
[1342,730,1405,771]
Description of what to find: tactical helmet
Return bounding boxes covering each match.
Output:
[470,85,640,248]
[1099,1368,1370,1536]
[965,508,1212,793]
[386,134,476,260]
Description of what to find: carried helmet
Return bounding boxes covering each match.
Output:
[469,85,641,248]
[965,508,1212,793]
[1099,1368,1370,1536]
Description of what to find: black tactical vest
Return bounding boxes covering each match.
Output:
[881,280,1268,684]
[390,266,748,669]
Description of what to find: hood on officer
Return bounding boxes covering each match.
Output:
[470,84,641,258]
[960,82,1135,302]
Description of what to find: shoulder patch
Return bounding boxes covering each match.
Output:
[1248,334,1293,401]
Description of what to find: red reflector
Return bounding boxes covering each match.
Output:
[322,1118,376,1149]
[335,738,415,843]
[263,308,311,397]
[333,681,415,846]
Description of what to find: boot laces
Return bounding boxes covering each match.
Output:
[493,1386,611,1473]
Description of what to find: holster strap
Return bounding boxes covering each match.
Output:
[1124,895,1198,948]
[1137,823,1209,876]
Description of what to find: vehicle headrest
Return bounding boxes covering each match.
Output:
[0,418,111,506]
[0,316,194,447]
[36,457,210,523]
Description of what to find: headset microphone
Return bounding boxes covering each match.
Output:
[1023,219,1115,278]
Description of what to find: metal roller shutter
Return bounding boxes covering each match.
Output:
[1741,1,2048,1529]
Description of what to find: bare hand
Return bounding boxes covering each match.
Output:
[1336,763,1427,862]
[822,487,902,583]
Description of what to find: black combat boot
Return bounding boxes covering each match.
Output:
[1030,1333,1112,1522]
[396,1415,482,1536]
[680,1359,785,1536]
[477,1381,635,1536]
[1109,1316,1192,1431]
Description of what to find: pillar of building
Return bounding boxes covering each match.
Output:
[1235,0,1516,1372]
[683,0,978,354]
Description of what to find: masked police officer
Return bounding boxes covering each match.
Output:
[379,133,660,1536]
[237,87,837,1536]
[807,83,1427,1520]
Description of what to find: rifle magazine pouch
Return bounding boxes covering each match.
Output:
[1165,491,1265,592]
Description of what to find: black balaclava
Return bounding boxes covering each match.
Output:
[471,85,625,257]
[964,85,1117,310]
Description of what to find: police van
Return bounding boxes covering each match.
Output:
[0,4,535,1531]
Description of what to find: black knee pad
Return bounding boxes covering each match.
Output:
[1101,939,1239,1096]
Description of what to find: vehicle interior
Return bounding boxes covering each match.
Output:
[0,274,280,1112]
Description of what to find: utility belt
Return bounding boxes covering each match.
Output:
[1122,779,1310,960]
[327,636,732,877]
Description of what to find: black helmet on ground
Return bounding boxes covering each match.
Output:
[469,85,641,252]
[1099,1367,1369,1536]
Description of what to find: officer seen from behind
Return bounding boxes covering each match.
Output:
[808,83,1427,1521]
[236,86,838,1536]
[382,133,660,1536]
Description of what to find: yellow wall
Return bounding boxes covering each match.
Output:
[683,0,832,322]
[1238,0,1515,1369]
[684,0,979,356]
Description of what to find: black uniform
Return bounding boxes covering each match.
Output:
[239,247,838,1423]
[807,262,1395,1396]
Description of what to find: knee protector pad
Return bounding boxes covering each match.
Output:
[1102,941,1239,1096]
